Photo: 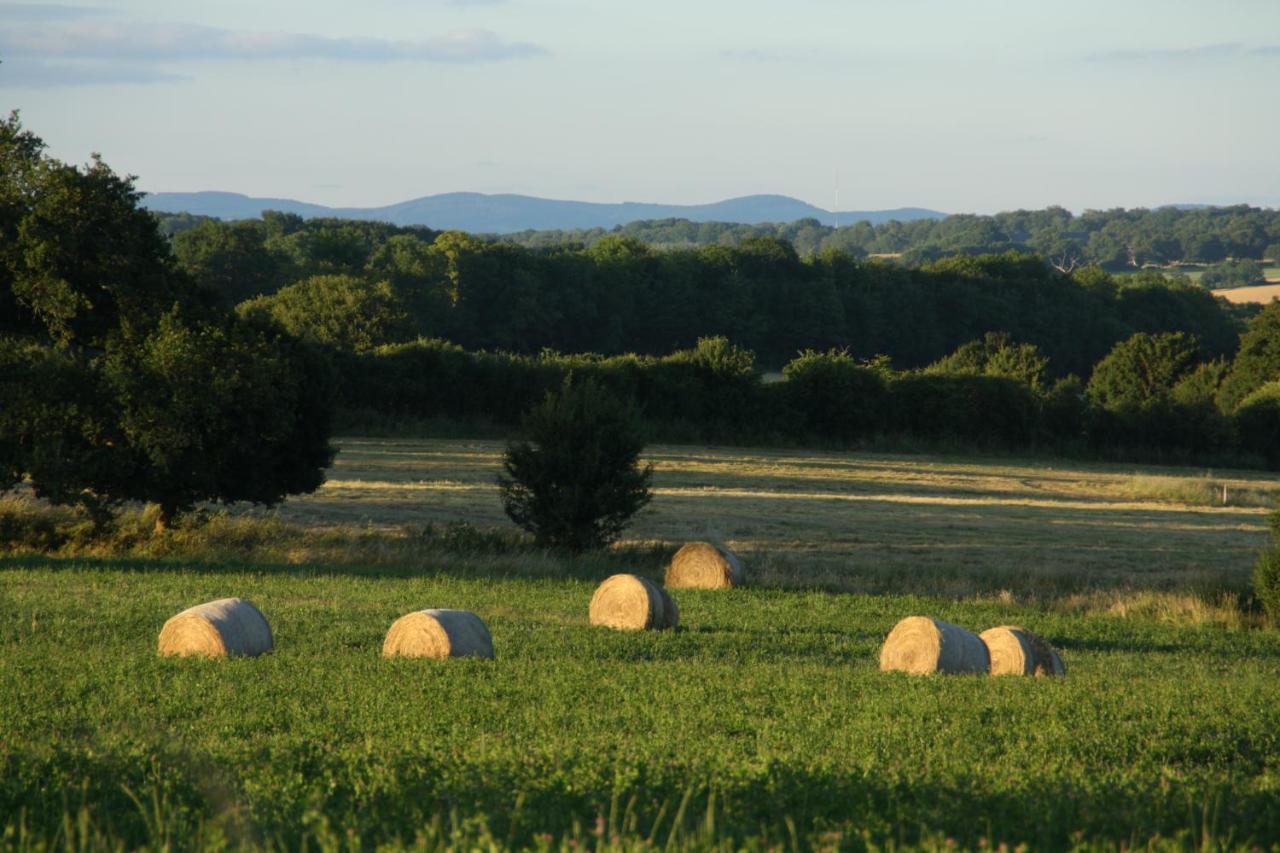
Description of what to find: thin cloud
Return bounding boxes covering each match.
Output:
[0,21,547,63]
[0,58,189,88]
[0,3,111,21]
[1086,42,1278,62]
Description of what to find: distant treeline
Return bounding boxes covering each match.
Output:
[157,203,1280,271]
[492,205,1280,269]
[337,314,1280,469]
[163,211,1251,372]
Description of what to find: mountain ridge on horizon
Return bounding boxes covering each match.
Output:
[140,189,948,233]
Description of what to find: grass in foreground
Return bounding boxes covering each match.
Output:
[3,561,1280,850]
[3,438,1280,849]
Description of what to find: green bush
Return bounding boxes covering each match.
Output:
[782,349,887,442]
[1254,543,1280,623]
[1233,382,1280,468]
[889,373,1037,447]
[498,377,653,551]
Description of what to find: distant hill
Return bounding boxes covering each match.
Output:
[141,190,946,233]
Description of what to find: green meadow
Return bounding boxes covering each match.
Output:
[3,439,1280,850]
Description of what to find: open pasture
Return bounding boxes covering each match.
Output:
[3,438,1280,849]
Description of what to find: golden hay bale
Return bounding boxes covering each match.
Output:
[979,625,1066,677]
[665,542,745,589]
[158,597,273,658]
[382,609,494,659]
[878,616,990,675]
[589,574,672,631]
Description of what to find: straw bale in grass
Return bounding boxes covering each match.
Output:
[158,597,273,658]
[878,616,989,675]
[979,625,1066,676]
[382,609,494,659]
[589,574,673,630]
[665,542,744,589]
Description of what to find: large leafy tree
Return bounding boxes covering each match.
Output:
[0,113,335,528]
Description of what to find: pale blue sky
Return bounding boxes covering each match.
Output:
[2,0,1277,213]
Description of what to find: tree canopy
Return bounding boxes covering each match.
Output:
[1,113,335,527]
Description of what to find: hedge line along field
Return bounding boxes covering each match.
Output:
[3,438,1280,849]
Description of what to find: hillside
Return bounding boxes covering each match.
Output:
[141,190,945,233]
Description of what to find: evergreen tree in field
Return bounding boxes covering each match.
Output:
[0,113,334,529]
[498,377,652,551]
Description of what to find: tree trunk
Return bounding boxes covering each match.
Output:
[154,503,175,534]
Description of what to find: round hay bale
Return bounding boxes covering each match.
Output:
[979,626,1066,677]
[589,574,670,631]
[878,616,990,675]
[665,542,744,589]
[382,609,494,659]
[158,597,273,658]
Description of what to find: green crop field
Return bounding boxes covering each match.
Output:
[3,439,1280,849]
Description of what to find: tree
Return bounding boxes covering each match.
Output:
[1200,259,1264,290]
[238,274,412,351]
[782,348,887,442]
[102,311,335,528]
[1218,302,1280,412]
[172,219,287,305]
[1086,332,1202,412]
[0,113,335,529]
[498,377,652,551]
[926,332,1050,393]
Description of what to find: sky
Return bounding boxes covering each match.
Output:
[1,0,1278,214]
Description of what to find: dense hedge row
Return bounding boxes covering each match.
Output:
[337,330,1280,468]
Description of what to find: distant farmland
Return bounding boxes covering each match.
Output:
[1214,282,1280,304]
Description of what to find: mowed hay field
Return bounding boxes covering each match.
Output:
[4,439,1280,849]
[1213,282,1280,304]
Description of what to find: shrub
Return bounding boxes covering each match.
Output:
[1218,302,1280,413]
[1254,544,1280,623]
[498,377,652,551]
[1233,382,1280,469]
[782,349,887,442]
[888,373,1037,447]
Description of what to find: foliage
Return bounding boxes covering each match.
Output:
[238,274,412,351]
[1200,258,1264,289]
[479,204,1280,272]
[1218,301,1280,412]
[1254,535,1280,622]
[925,331,1050,392]
[149,206,1249,374]
[1,113,180,347]
[1233,382,1280,469]
[781,349,887,442]
[102,311,335,526]
[0,114,335,527]
[888,373,1038,446]
[172,219,287,305]
[498,377,653,551]
[1086,332,1203,412]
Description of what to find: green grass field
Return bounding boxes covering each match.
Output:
[3,439,1280,849]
